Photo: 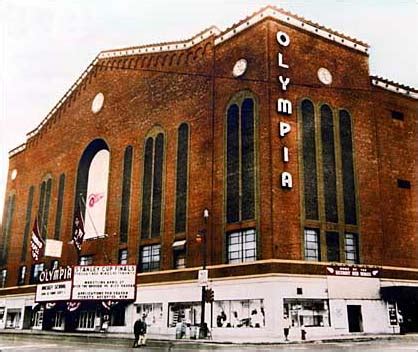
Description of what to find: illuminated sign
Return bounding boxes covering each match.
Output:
[276,31,293,189]
[35,281,72,302]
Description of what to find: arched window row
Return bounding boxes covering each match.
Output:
[300,99,358,263]
[226,96,256,224]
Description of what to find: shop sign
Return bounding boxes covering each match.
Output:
[35,281,72,302]
[72,265,136,301]
[326,265,379,278]
[198,269,208,287]
[276,30,293,189]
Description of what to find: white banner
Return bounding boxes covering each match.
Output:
[44,239,63,258]
[72,265,136,301]
[35,281,72,302]
[84,149,109,240]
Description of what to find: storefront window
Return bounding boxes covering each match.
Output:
[168,302,201,327]
[136,303,163,327]
[283,299,330,327]
[77,310,95,330]
[213,299,264,328]
[53,311,64,329]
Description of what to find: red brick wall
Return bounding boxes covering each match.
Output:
[2,17,417,288]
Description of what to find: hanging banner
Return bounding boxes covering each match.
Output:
[72,265,136,301]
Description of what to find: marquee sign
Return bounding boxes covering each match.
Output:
[35,266,72,302]
[276,30,293,189]
[72,265,136,301]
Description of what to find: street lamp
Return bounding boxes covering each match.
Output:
[197,208,209,338]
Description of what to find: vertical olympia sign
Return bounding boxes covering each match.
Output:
[276,30,293,189]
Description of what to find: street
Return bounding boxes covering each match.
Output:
[0,335,418,352]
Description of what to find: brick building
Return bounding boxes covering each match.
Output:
[0,6,417,340]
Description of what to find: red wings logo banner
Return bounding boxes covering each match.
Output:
[88,192,105,208]
[30,217,45,261]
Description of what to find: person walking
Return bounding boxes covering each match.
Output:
[283,315,291,341]
[133,314,148,348]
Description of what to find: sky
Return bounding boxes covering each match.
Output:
[0,0,417,218]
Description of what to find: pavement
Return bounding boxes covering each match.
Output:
[0,328,418,347]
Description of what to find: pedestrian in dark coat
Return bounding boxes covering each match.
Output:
[133,314,148,347]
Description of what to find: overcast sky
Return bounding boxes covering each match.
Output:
[1,0,417,218]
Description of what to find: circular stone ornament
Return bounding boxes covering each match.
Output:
[11,169,17,180]
[232,58,248,78]
[317,67,333,85]
[91,92,105,113]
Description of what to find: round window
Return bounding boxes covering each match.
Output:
[91,93,105,114]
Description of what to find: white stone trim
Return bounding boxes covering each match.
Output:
[8,143,26,158]
[98,26,221,59]
[214,7,369,53]
[371,78,418,100]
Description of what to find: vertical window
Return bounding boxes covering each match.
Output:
[30,263,44,284]
[79,255,93,266]
[54,174,65,240]
[141,133,165,238]
[139,244,161,272]
[339,110,357,225]
[22,186,34,261]
[326,231,340,262]
[39,178,52,239]
[226,97,256,224]
[175,123,189,233]
[51,260,59,270]
[118,249,128,264]
[17,265,26,286]
[0,193,16,264]
[0,269,7,288]
[321,105,338,223]
[120,146,133,243]
[227,229,257,264]
[173,249,186,269]
[345,233,359,264]
[304,229,320,261]
[301,100,319,220]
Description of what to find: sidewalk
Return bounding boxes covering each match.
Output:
[1,328,418,347]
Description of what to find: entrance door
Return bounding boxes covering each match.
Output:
[347,305,363,332]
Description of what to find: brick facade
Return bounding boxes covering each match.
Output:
[1,7,417,292]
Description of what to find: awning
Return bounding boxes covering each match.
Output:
[172,240,186,250]
[380,286,418,304]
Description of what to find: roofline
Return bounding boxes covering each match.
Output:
[371,76,418,100]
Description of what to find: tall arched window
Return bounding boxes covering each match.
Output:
[339,110,357,225]
[38,177,52,239]
[54,174,65,240]
[120,146,133,243]
[141,131,165,238]
[226,97,256,224]
[74,139,110,239]
[0,193,16,264]
[301,99,318,220]
[21,186,35,261]
[175,123,189,234]
[320,105,338,223]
